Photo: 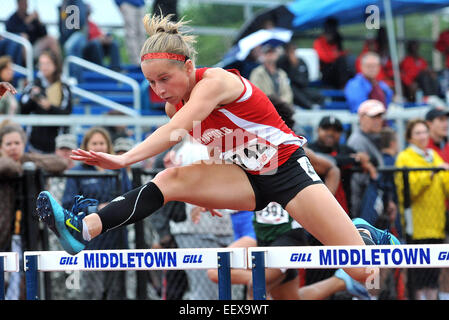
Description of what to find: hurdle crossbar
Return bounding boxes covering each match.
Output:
[248,244,449,300]
[0,252,19,300]
[24,248,247,300]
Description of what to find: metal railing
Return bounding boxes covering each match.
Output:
[62,55,141,116]
[62,55,145,140]
[0,104,431,147]
[0,31,34,82]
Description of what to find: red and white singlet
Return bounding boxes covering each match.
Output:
[175,68,307,174]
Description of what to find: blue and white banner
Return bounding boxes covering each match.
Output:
[248,244,449,269]
[23,248,247,272]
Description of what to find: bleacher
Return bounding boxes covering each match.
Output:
[74,64,164,116]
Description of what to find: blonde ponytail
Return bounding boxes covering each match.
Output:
[140,13,197,63]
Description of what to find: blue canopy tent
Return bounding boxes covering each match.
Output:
[285,0,449,30]
[232,0,449,100]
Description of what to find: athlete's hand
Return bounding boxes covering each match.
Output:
[193,207,223,218]
[70,149,127,169]
[0,82,17,97]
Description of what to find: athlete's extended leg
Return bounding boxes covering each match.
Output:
[96,162,256,233]
[38,162,256,255]
[284,184,378,283]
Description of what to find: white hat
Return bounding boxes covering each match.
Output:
[113,137,134,153]
[55,134,78,150]
[357,99,386,117]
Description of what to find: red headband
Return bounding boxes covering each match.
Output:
[141,52,187,62]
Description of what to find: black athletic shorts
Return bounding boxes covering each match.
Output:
[244,147,323,211]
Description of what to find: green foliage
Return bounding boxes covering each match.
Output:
[181,3,244,27]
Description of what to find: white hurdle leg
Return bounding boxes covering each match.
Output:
[0,252,19,300]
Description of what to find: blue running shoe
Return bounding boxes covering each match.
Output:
[352,218,401,245]
[334,269,371,300]
[36,191,98,255]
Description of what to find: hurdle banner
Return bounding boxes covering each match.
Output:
[0,252,19,300]
[248,244,449,300]
[24,248,247,300]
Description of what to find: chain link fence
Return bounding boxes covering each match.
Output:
[2,165,449,300]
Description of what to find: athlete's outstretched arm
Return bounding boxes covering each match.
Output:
[71,74,237,169]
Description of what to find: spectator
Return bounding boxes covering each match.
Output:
[167,138,236,300]
[0,123,68,299]
[47,133,78,207]
[113,136,134,184]
[0,37,23,66]
[114,0,147,65]
[143,146,188,300]
[55,133,77,170]
[62,126,131,300]
[435,27,449,95]
[344,51,393,113]
[113,137,134,155]
[308,115,376,215]
[313,17,353,89]
[425,107,449,163]
[83,4,121,72]
[277,42,324,109]
[224,45,263,80]
[347,99,386,217]
[0,123,68,250]
[20,50,72,153]
[400,40,440,102]
[6,0,61,59]
[249,44,293,105]
[0,56,20,115]
[47,133,79,300]
[58,0,88,81]
[377,127,401,236]
[355,27,394,89]
[395,118,449,300]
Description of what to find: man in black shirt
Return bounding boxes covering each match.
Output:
[308,116,376,216]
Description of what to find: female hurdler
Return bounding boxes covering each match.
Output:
[37,14,376,284]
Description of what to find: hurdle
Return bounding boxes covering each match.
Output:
[0,252,19,300]
[248,244,449,300]
[24,247,247,300]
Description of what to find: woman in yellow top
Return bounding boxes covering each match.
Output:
[395,118,449,300]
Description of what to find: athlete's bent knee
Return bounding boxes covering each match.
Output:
[153,167,181,185]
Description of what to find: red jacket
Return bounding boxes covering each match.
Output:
[435,30,449,68]
[88,20,103,41]
[428,138,449,163]
[313,35,342,64]
[400,55,428,86]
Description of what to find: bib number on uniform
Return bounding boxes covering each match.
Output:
[255,202,290,225]
[221,138,277,171]
[298,157,321,182]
